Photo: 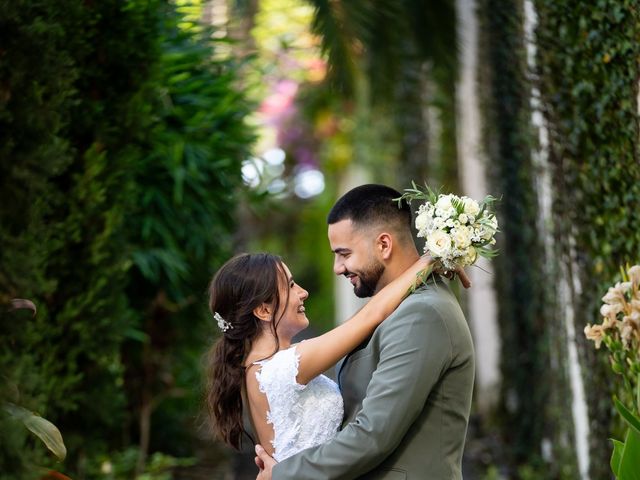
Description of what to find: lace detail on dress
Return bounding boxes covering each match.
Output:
[255,346,343,462]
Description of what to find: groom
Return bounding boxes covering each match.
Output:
[256,184,475,479]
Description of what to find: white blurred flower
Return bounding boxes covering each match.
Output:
[584,324,605,349]
[600,302,623,319]
[628,265,640,285]
[620,320,635,347]
[602,285,626,306]
[101,461,113,475]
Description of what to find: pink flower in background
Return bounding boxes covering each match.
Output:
[259,79,299,125]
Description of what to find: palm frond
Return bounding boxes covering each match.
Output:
[306,0,369,95]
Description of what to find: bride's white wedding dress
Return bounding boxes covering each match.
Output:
[254,345,343,461]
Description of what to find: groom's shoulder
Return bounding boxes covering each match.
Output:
[405,276,456,306]
[386,277,464,326]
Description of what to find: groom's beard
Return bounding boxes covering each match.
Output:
[350,260,385,298]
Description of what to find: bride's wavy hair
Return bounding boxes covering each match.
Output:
[205,253,288,449]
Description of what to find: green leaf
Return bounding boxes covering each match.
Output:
[619,427,640,480]
[615,398,640,436]
[611,438,624,476]
[4,403,67,460]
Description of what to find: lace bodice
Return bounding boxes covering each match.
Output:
[254,346,343,462]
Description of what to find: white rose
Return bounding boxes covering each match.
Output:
[452,226,472,249]
[435,194,453,211]
[462,247,477,266]
[458,213,469,225]
[415,212,431,233]
[481,222,495,240]
[426,230,452,258]
[463,198,480,216]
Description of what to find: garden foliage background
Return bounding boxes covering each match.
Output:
[0,0,638,479]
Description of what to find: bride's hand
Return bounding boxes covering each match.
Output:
[452,266,472,289]
[422,252,472,289]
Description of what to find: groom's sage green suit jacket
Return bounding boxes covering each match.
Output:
[272,276,475,480]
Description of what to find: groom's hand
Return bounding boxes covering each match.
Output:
[255,444,276,480]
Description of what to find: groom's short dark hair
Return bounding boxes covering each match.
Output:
[327,184,412,232]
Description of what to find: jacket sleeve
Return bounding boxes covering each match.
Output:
[272,299,453,480]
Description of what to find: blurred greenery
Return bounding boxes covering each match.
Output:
[1,0,251,478]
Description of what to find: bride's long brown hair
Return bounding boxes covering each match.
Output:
[205,253,287,449]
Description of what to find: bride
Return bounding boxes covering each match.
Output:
[205,252,463,461]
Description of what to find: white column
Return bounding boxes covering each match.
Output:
[456,0,501,413]
[334,167,370,324]
[523,1,590,477]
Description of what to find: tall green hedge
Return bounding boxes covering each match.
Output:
[121,1,252,468]
[1,2,158,476]
[0,0,252,477]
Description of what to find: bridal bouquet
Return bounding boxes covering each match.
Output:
[397,183,499,272]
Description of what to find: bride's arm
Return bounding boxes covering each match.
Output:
[294,255,433,385]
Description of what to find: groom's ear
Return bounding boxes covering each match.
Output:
[253,303,273,322]
[376,232,393,260]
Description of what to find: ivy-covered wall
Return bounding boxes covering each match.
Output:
[478,0,639,477]
[535,1,640,478]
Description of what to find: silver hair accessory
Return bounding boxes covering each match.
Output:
[214,312,233,332]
